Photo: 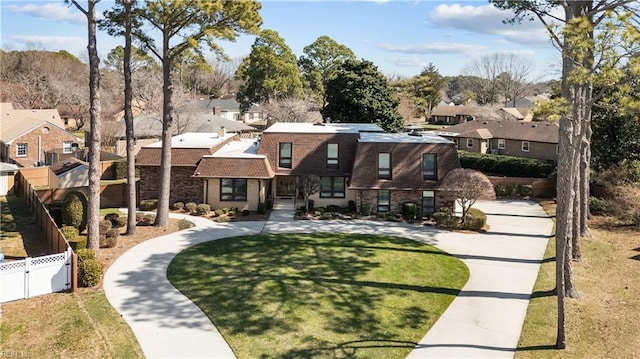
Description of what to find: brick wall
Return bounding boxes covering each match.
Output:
[139,166,203,204]
[7,123,80,167]
[357,189,454,215]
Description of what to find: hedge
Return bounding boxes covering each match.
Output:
[458,151,555,178]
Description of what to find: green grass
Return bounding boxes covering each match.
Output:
[168,232,469,358]
[0,291,144,359]
[516,203,640,358]
[99,207,126,217]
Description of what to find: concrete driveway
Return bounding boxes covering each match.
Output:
[104,200,553,358]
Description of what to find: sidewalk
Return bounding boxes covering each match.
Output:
[104,200,552,358]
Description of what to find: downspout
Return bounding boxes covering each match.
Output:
[38,136,42,165]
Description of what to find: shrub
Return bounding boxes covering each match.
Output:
[76,248,96,261]
[184,202,198,214]
[361,204,371,216]
[68,237,87,251]
[79,259,103,287]
[228,209,237,216]
[60,225,79,242]
[139,199,158,211]
[433,211,449,226]
[401,202,418,220]
[241,209,250,216]
[257,202,266,215]
[518,184,533,197]
[110,217,126,228]
[494,184,509,197]
[607,185,640,226]
[458,151,556,178]
[298,206,307,214]
[62,193,85,230]
[214,209,225,217]
[137,213,156,226]
[104,212,120,222]
[507,184,519,197]
[315,207,325,215]
[113,160,139,179]
[589,196,611,216]
[464,208,487,231]
[102,229,119,248]
[135,212,144,222]
[307,200,314,212]
[48,204,63,227]
[195,204,211,216]
[178,219,195,230]
[172,202,185,211]
[99,219,112,234]
[348,200,357,212]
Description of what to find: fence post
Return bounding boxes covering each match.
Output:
[24,257,31,299]
[72,252,78,293]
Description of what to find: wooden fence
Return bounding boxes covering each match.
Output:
[14,170,78,292]
[36,182,139,208]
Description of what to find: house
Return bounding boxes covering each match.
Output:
[112,114,259,157]
[431,120,559,161]
[136,129,241,205]
[49,157,89,188]
[137,122,461,215]
[0,108,82,167]
[196,97,263,124]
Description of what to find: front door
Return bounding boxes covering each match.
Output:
[275,176,297,197]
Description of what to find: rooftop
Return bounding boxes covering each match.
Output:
[264,122,383,134]
[143,132,236,149]
[358,132,454,144]
[208,138,263,158]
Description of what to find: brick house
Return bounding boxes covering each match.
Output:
[136,130,239,204]
[0,108,82,167]
[432,120,559,161]
[137,122,460,215]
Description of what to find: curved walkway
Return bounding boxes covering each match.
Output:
[104,200,552,358]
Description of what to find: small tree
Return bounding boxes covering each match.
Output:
[441,168,496,221]
[299,175,320,211]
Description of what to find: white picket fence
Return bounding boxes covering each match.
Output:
[0,248,73,303]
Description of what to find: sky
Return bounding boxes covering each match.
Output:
[0,1,562,80]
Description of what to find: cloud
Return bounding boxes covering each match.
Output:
[9,35,86,55]
[428,3,552,46]
[388,57,428,68]
[378,42,487,55]
[4,3,86,25]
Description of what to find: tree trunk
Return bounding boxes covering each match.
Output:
[86,0,101,254]
[124,0,137,235]
[154,35,174,228]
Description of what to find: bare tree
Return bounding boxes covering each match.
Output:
[299,175,320,211]
[440,168,496,221]
[262,97,315,126]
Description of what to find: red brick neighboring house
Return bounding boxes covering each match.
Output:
[0,107,82,167]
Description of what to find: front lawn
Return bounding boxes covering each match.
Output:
[168,232,469,358]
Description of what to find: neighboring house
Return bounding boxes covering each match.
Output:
[112,114,258,157]
[430,105,524,125]
[49,157,89,188]
[0,162,19,195]
[432,120,559,161]
[137,122,461,215]
[196,97,263,124]
[0,108,82,167]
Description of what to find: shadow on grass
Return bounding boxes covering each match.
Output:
[2,195,51,257]
[273,339,418,359]
[164,231,466,357]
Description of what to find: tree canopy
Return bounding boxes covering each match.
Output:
[393,63,445,118]
[323,59,404,133]
[235,29,303,112]
[298,35,355,110]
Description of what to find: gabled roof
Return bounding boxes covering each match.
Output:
[433,120,559,144]
[0,109,74,143]
[196,97,260,113]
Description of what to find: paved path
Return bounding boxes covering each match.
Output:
[104,200,552,358]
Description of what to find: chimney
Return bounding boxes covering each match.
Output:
[217,127,226,138]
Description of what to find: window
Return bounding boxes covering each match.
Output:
[377,190,390,212]
[466,138,474,148]
[279,142,292,168]
[320,177,345,198]
[422,153,437,180]
[497,139,505,149]
[16,143,27,157]
[378,152,391,179]
[220,179,247,201]
[326,143,339,168]
[422,191,435,215]
[63,141,73,154]
[522,141,530,152]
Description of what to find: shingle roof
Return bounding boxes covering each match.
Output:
[136,148,214,166]
[433,120,559,143]
[50,157,88,175]
[264,122,384,134]
[112,114,257,138]
[0,109,68,143]
[194,156,274,179]
[196,98,260,113]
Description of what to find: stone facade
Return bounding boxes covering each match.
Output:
[138,166,203,204]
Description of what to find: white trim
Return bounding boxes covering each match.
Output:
[521,141,530,152]
[466,138,474,148]
[16,143,27,157]
[497,139,505,149]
